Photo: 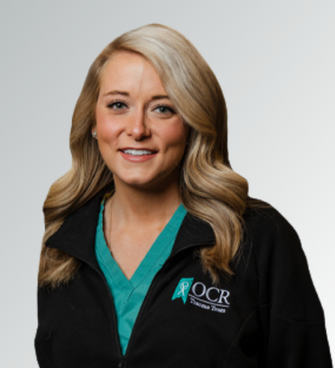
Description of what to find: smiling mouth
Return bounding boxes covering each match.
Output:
[120,149,157,156]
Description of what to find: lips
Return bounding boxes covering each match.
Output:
[119,148,158,162]
[121,149,157,156]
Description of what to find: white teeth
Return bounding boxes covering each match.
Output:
[123,149,154,156]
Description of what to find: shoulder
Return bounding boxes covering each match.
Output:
[243,199,298,240]
[242,198,304,273]
[242,198,301,262]
[241,198,324,321]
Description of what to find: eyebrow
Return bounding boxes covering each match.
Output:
[104,90,129,97]
[151,95,170,101]
[103,90,170,100]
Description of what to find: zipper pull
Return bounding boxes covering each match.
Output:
[118,357,125,368]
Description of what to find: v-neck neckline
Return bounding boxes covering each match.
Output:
[97,201,187,290]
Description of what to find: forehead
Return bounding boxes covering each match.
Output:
[99,51,166,94]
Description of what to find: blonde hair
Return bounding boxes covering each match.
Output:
[38,24,249,288]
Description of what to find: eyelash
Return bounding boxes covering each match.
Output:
[152,104,176,114]
[106,100,176,114]
[107,100,127,109]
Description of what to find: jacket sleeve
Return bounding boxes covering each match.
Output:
[35,328,54,368]
[35,343,54,368]
[253,208,333,367]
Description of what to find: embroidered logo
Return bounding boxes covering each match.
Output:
[172,278,230,314]
[172,278,194,304]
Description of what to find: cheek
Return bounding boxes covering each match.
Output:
[163,122,189,152]
[95,109,118,141]
[156,126,188,168]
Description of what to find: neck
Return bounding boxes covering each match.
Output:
[106,180,183,229]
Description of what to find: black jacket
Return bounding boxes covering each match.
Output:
[35,189,332,368]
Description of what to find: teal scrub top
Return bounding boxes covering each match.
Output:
[95,199,187,355]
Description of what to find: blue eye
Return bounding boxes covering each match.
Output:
[108,101,127,110]
[154,105,176,114]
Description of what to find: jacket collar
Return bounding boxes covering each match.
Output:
[46,187,215,269]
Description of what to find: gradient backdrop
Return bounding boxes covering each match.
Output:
[1,0,334,366]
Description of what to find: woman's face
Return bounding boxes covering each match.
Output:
[95,51,189,192]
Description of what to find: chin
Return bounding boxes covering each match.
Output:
[115,175,155,188]
[116,174,174,192]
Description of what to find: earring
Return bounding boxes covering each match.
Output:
[92,131,97,139]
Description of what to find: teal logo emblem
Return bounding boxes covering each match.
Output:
[172,278,194,304]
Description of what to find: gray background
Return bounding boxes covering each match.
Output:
[1,0,334,365]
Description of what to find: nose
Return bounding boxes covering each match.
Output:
[126,109,151,141]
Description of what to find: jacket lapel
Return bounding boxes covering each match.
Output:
[45,187,215,268]
[171,214,215,256]
[45,189,106,270]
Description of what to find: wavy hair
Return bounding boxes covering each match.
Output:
[38,24,249,288]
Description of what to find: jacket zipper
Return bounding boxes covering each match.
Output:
[95,268,125,365]
[118,356,125,368]
[123,241,211,361]
[48,239,213,367]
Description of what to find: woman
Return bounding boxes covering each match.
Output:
[35,24,332,367]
